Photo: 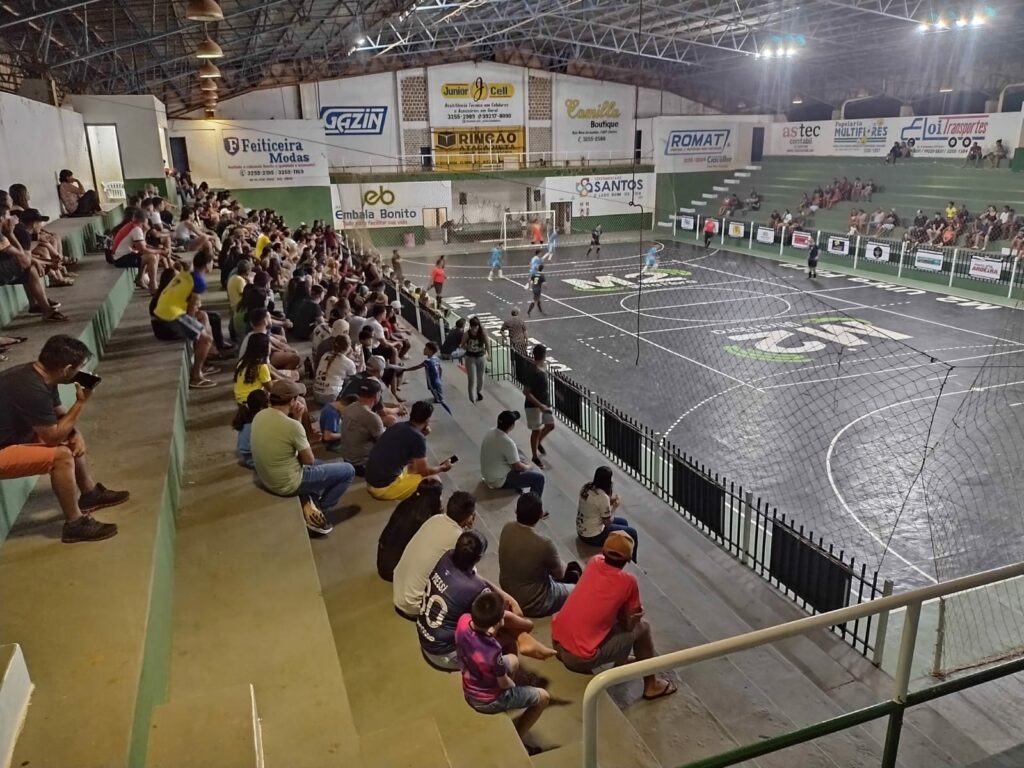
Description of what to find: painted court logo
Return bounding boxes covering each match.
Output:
[719,317,911,363]
[565,268,693,292]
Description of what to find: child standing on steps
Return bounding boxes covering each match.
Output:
[404,341,452,415]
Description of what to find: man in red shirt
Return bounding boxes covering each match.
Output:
[551,531,676,700]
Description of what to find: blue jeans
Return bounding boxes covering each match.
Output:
[579,517,639,562]
[295,459,355,512]
[501,468,545,497]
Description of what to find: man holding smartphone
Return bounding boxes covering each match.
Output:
[365,400,451,501]
[0,335,129,542]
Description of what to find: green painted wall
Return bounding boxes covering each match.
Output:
[571,212,653,234]
[229,185,333,228]
[655,172,721,224]
[128,348,188,768]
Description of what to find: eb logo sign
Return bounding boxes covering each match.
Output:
[362,186,395,206]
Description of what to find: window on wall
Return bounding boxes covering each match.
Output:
[85,125,126,206]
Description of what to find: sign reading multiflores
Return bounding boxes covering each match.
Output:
[332,181,453,229]
[169,120,330,189]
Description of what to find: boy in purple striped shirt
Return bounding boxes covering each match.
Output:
[455,591,550,749]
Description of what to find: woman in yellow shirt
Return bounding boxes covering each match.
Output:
[233,333,272,404]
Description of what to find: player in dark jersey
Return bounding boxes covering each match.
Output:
[586,224,602,257]
[527,264,546,316]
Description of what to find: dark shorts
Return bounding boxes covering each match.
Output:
[0,257,26,285]
[112,253,141,269]
[151,317,188,341]
[554,625,634,673]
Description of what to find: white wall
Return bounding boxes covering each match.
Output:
[0,93,93,218]
[85,125,125,205]
[299,73,400,170]
[451,179,541,222]
[186,87,301,121]
[167,118,329,189]
[68,94,167,181]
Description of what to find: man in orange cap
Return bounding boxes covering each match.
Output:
[550,531,677,700]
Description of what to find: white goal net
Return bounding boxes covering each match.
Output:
[501,210,555,251]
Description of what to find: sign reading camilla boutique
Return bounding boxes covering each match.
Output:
[562,99,623,146]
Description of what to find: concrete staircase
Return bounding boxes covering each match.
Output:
[657,166,764,233]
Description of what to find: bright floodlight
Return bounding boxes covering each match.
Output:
[762,48,773,58]
[918,22,929,32]
[955,17,968,27]
[970,15,985,26]
[356,36,366,45]
[775,47,784,57]
[785,47,796,56]
[935,17,948,28]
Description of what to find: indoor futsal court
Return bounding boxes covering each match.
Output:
[404,240,1024,590]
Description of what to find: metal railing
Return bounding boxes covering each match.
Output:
[663,213,1024,299]
[485,340,886,659]
[581,560,1024,768]
[330,149,652,175]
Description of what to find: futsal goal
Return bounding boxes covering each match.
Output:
[501,210,555,251]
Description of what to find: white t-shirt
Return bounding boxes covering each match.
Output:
[480,428,520,488]
[113,225,145,258]
[576,486,612,538]
[174,221,195,241]
[313,352,356,400]
[364,318,387,344]
[392,514,464,615]
[311,321,332,350]
[148,210,163,228]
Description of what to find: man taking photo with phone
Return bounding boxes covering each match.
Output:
[0,335,129,542]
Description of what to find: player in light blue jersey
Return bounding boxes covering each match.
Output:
[544,231,557,261]
[641,245,658,275]
[488,244,504,281]
[524,249,543,289]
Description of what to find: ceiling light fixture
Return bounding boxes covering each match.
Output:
[200,79,218,91]
[918,22,930,32]
[970,15,985,26]
[199,61,221,78]
[792,97,803,104]
[196,35,223,58]
[939,86,954,93]
[185,0,223,22]
[955,17,968,27]
[785,47,796,57]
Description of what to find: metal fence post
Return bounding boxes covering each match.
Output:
[872,579,895,667]
[1008,258,1019,299]
[740,491,754,566]
[931,597,947,677]
[748,224,754,250]
[854,235,861,269]
[882,600,922,768]
[898,242,906,278]
[779,233,785,256]
[949,250,958,287]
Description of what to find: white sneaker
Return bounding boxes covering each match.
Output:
[302,499,333,535]
[488,275,493,281]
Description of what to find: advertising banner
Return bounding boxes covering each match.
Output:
[913,249,944,272]
[543,173,654,217]
[297,74,399,171]
[427,63,525,127]
[756,226,776,244]
[791,231,814,249]
[654,118,754,173]
[727,221,745,238]
[864,241,892,261]
[767,113,1024,159]
[968,255,1004,281]
[826,236,850,256]
[195,121,329,188]
[678,214,696,231]
[333,180,453,229]
[432,127,525,168]
[552,77,635,158]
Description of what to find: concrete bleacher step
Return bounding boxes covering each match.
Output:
[358,717,450,768]
[418,347,981,768]
[145,684,262,768]
[701,192,718,199]
[690,200,708,206]
[0,644,31,768]
[724,178,741,184]
[678,207,695,214]
[712,185,729,192]
[167,381,361,768]
[735,171,752,177]
[0,293,190,768]
[744,165,761,171]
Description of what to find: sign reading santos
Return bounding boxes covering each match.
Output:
[543,173,654,217]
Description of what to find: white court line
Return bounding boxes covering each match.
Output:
[554,277,753,301]
[759,348,1024,391]
[826,377,1024,586]
[499,276,764,392]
